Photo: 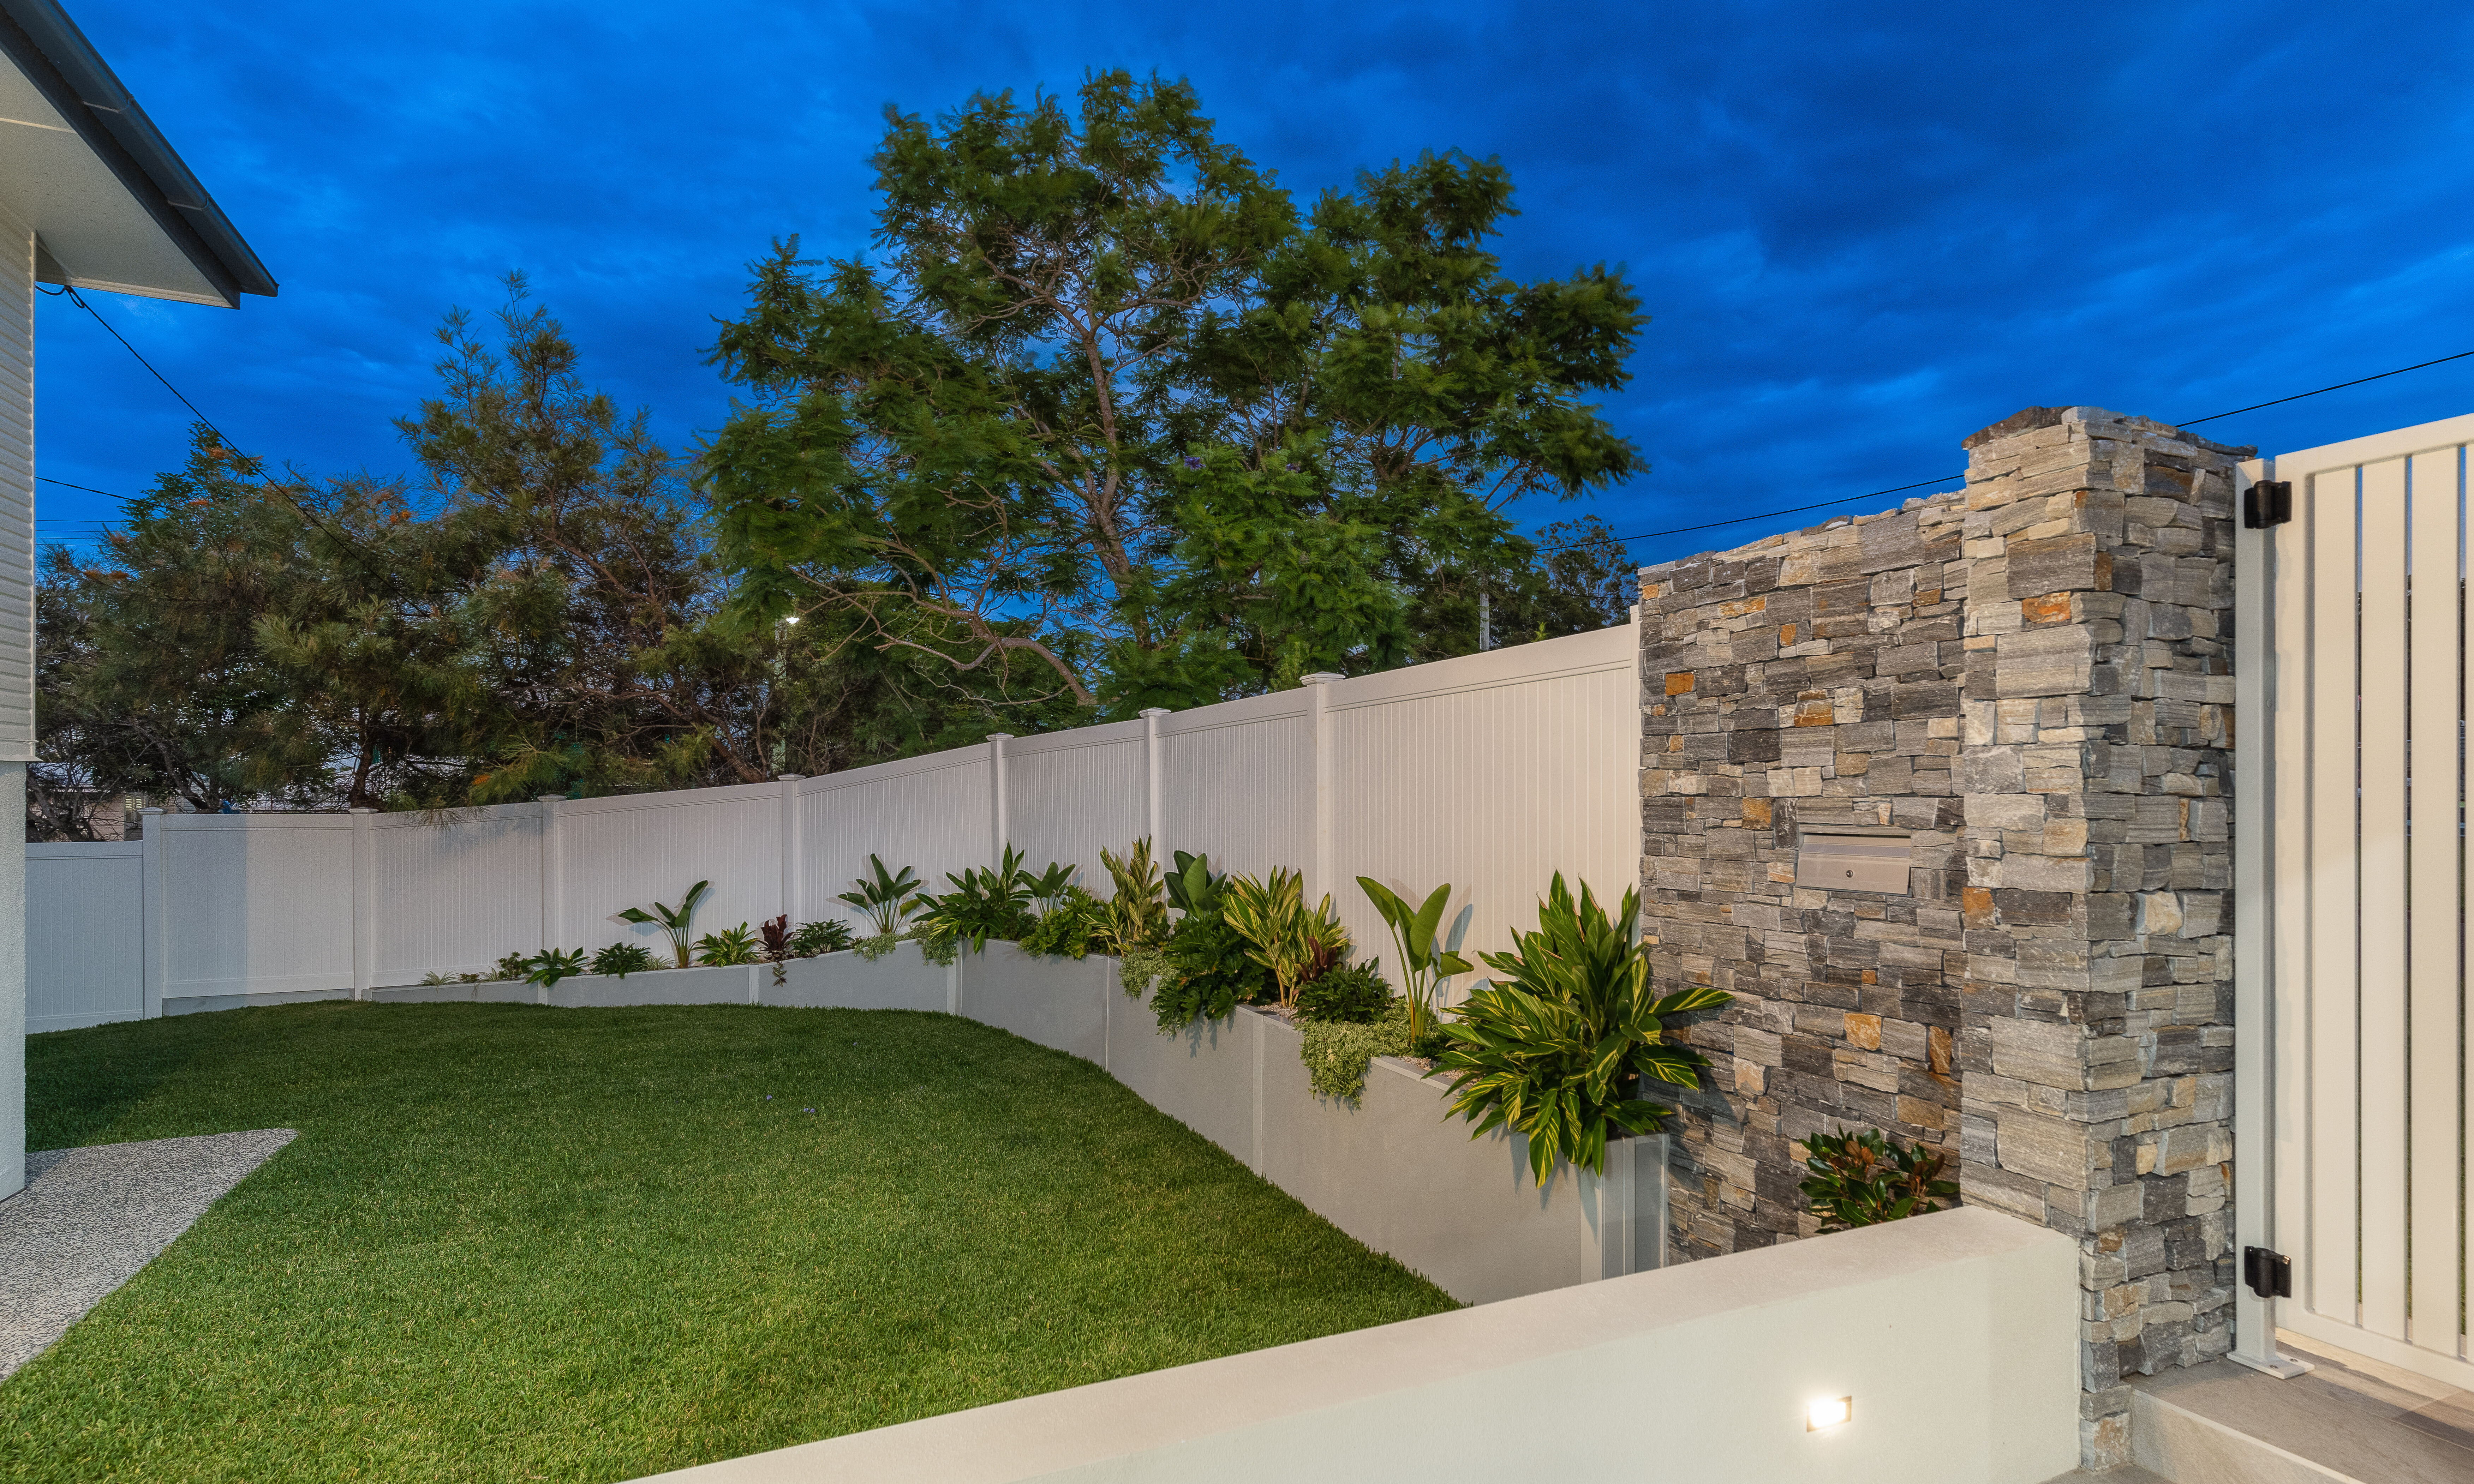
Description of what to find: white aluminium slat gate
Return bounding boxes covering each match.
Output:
[2236,410,2474,1388]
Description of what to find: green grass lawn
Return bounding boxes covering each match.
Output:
[1,1002,1456,1483]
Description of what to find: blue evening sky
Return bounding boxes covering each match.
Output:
[31,1,2474,569]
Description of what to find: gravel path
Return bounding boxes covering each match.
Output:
[0,1129,296,1380]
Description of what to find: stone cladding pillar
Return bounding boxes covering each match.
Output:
[1637,406,2249,1469]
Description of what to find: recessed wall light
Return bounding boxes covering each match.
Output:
[1806,1396,1853,1431]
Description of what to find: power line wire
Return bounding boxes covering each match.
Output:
[41,285,244,455]
[37,476,126,500]
[1571,345,2474,553]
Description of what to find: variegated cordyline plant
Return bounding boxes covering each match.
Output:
[1221,866,1346,1011]
[1438,874,1729,1182]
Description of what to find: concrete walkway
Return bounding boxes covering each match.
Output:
[0,1129,295,1380]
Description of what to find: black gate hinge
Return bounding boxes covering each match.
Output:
[2243,480,2292,529]
[2243,1245,2292,1299]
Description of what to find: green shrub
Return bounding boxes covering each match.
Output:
[1100,840,1168,953]
[489,953,531,983]
[1117,943,1173,998]
[836,857,921,936]
[1145,854,1274,1031]
[1357,878,1473,1051]
[524,948,588,988]
[1440,874,1729,1182]
[910,926,960,966]
[915,846,1038,950]
[1799,1126,1958,1231]
[1021,885,1110,959]
[695,924,761,966]
[787,919,855,957]
[1221,867,1347,1011]
[617,881,712,968]
[1302,1001,1412,1104]
[853,931,903,962]
[1295,960,1391,1023]
[589,942,656,978]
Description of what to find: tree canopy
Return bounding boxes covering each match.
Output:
[702,70,1645,713]
[32,72,1645,837]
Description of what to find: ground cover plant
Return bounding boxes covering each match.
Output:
[4,1003,1455,1483]
[1799,1126,1959,1231]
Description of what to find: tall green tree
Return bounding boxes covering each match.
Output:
[702,70,1646,714]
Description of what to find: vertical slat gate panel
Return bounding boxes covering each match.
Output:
[2406,448,2465,1361]
[2306,467,2362,1324]
[2359,461,2410,1341]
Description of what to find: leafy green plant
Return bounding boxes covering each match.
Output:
[1296,960,1391,1023]
[618,880,713,968]
[1025,860,1078,915]
[1143,852,1274,1031]
[489,952,531,983]
[419,971,449,987]
[1099,839,1167,953]
[910,926,961,967]
[695,923,761,967]
[1221,867,1347,1011]
[916,846,1036,951]
[589,942,655,978]
[1022,885,1110,959]
[787,919,855,957]
[1302,1001,1412,1104]
[524,948,588,987]
[1799,1126,1959,1232]
[854,931,903,962]
[1358,878,1473,1050]
[836,857,921,936]
[1439,875,1729,1182]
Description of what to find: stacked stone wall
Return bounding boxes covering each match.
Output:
[1636,405,2249,1468]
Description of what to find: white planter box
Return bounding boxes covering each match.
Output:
[367,980,538,1005]
[546,963,755,1008]
[760,942,949,1011]
[957,940,1110,1063]
[967,950,1662,1306]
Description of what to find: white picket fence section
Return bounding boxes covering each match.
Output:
[26,621,1641,1029]
[2235,409,2474,1390]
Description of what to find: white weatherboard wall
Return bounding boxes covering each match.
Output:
[639,1207,2078,1484]
[0,209,31,1200]
[30,623,1638,1013]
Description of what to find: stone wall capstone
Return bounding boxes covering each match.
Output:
[1636,405,2248,1470]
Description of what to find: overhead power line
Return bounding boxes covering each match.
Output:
[1567,345,2474,553]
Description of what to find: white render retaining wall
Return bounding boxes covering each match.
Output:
[364,938,1655,1307]
[640,1205,2079,1484]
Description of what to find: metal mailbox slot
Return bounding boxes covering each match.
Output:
[1795,831,1913,895]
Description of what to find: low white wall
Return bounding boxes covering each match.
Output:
[639,1205,2079,1484]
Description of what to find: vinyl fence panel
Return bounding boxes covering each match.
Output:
[370,806,545,984]
[1155,689,1315,883]
[557,783,785,957]
[1004,720,1146,889]
[43,616,1644,1016]
[25,842,142,1032]
[160,815,354,1003]
[1328,624,1639,977]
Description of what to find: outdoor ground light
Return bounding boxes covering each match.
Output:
[1806,1396,1852,1431]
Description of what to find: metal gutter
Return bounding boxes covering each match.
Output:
[0,0,275,305]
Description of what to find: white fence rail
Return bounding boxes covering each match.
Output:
[28,622,1640,1024]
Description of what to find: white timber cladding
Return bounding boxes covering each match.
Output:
[26,618,1639,1007]
[2242,409,2474,1391]
[0,208,31,760]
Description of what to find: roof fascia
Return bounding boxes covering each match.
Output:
[0,0,276,305]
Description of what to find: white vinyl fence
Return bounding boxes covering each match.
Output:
[28,621,1641,1027]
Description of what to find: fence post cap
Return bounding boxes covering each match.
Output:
[1139,707,1172,718]
[137,806,163,815]
[776,773,804,782]
[986,732,1015,742]
[1300,672,1344,685]
[348,807,376,815]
